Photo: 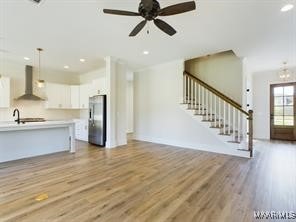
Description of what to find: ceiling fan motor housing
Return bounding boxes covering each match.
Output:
[138,0,160,20]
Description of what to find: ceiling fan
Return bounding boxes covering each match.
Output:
[103,0,196,36]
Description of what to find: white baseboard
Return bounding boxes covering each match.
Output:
[134,134,250,158]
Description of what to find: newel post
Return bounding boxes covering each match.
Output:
[248,110,254,157]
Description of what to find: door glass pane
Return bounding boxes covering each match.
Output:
[284,106,293,116]
[284,116,294,126]
[274,106,283,115]
[284,96,293,106]
[274,97,283,105]
[284,86,294,96]
[274,116,284,125]
[274,87,283,96]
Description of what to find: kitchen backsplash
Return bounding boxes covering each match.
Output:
[0,100,80,122]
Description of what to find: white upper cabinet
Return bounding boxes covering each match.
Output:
[79,84,91,109]
[45,83,71,109]
[70,85,80,109]
[45,79,104,110]
[91,77,107,96]
[0,77,10,108]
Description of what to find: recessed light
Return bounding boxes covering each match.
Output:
[281,4,294,12]
[24,57,30,60]
[80,59,85,63]
[143,50,149,55]
[64,65,69,69]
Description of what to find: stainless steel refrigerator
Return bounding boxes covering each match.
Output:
[88,95,106,146]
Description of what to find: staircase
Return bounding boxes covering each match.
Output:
[181,71,253,158]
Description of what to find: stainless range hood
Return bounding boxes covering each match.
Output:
[16,65,44,101]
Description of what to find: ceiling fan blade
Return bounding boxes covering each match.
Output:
[129,20,147,36]
[154,19,177,36]
[158,1,196,16]
[103,9,140,16]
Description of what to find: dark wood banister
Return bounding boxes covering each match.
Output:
[184,71,249,116]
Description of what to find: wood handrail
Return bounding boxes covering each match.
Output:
[184,71,249,116]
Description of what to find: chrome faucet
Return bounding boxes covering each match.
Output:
[13,108,20,124]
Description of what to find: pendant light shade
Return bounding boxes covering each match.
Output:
[37,48,45,88]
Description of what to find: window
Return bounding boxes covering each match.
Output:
[273,86,294,126]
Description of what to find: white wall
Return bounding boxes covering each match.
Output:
[105,57,128,148]
[185,51,243,104]
[115,63,127,146]
[79,68,106,85]
[126,77,134,133]
[252,67,296,139]
[134,60,236,153]
[0,60,80,121]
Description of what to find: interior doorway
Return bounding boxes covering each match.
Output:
[270,82,296,140]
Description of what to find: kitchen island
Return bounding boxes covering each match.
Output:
[0,120,75,163]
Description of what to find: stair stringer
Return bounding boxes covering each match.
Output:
[180,104,250,158]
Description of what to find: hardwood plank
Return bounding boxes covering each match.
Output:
[0,139,295,222]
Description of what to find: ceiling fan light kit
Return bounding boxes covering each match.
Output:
[103,0,196,37]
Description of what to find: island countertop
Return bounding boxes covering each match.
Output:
[0,120,75,132]
[0,120,76,163]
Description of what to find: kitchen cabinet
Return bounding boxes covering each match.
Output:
[79,84,91,109]
[45,81,103,110]
[91,77,107,96]
[0,77,10,108]
[70,85,80,109]
[74,119,88,141]
[45,83,71,109]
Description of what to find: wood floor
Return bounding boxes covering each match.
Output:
[0,139,295,222]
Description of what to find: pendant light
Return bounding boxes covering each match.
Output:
[278,62,294,81]
[36,48,45,88]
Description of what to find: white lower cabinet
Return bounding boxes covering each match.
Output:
[0,77,10,108]
[74,119,88,141]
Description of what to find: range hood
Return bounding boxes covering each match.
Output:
[16,65,44,101]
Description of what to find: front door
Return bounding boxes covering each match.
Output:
[270,83,296,140]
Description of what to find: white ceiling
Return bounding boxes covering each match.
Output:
[0,0,295,73]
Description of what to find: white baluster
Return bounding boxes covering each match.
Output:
[198,84,201,115]
[210,92,212,121]
[191,78,194,108]
[206,90,209,118]
[214,96,217,127]
[238,111,241,143]
[202,87,205,115]
[194,82,197,109]
[223,101,226,134]
[233,107,236,141]
[186,76,189,103]
[228,103,231,135]
[189,78,192,108]
[218,98,221,128]
[183,75,185,103]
